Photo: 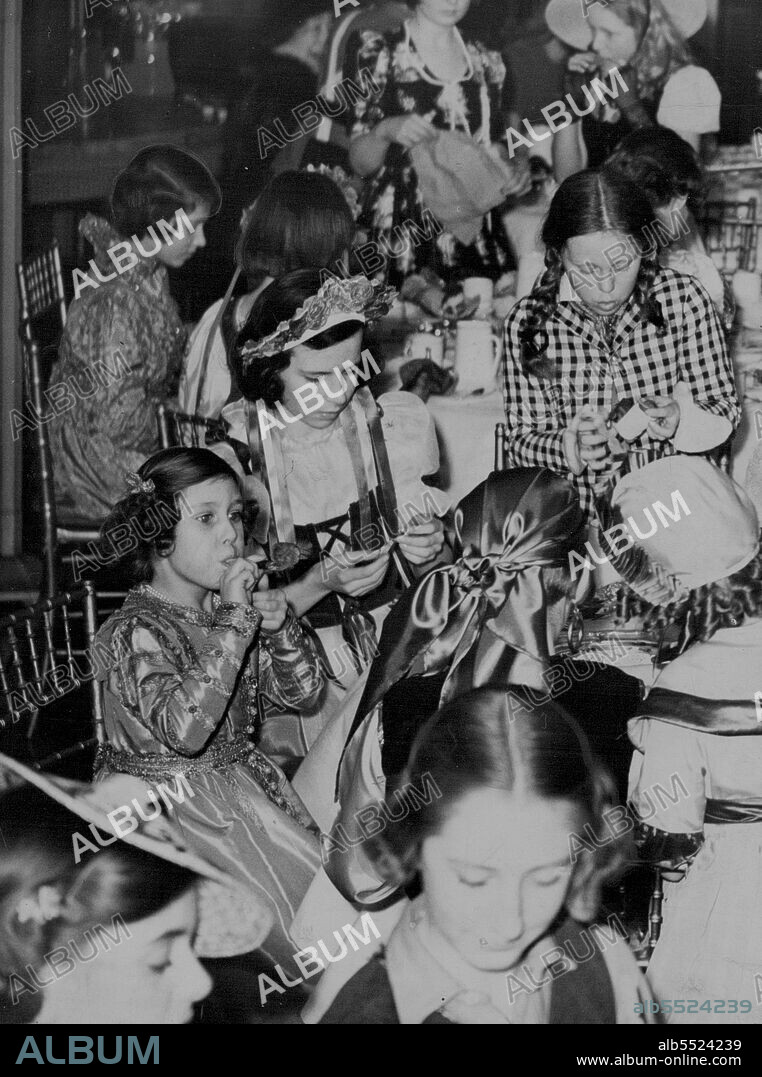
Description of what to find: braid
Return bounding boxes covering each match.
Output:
[519,248,564,380]
[632,254,666,335]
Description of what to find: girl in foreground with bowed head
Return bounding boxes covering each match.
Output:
[502,168,738,521]
[222,269,450,764]
[0,753,272,1024]
[93,447,326,972]
[318,688,653,1024]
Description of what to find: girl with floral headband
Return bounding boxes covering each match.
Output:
[91,446,330,977]
[220,268,451,768]
[546,0,720,182]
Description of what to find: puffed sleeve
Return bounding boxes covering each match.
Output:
[627,716,706,867]
[379,391,452,518]
[345,30,391,137]
[657,66,721,135]
[259,611,324,711]
[105,603,262,756]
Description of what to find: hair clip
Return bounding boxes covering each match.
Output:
[126,472,156,497]
[16,885,64,926]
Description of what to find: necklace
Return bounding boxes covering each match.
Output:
[406,18,473,86]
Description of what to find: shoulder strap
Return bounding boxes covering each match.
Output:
[193,268,241,416]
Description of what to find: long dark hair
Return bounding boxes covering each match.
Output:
[98,448,242,584]
[111,145,221,239]
[519,169,666,378]
[366,687,629,922]
[0,786,196,1023]
[234,268,364,407]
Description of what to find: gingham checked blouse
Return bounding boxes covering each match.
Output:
[501,267,740,516]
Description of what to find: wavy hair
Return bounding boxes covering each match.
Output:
[606,127,704,215]
[622,544,762,649]
[519,169,666,379]
[110,145,221,240]
[596,0,692,103]
[96,448,243,585]
[365,686,631,923]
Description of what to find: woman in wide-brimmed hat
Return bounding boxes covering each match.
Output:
[545,0,719,181]
[599,455,762,1023]
[0,755,271,1025]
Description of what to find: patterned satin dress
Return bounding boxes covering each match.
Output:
[49,215,187,523]
[95,586,324,969]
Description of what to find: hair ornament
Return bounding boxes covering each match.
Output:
[125,472,156,498]
[304,164,362,221]
[239,275,397,367]
[16,885,64,926]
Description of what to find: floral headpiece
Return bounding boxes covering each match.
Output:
[239,275,397,368]
[16,885,65,926]
[126,472,156,497]
[304,164,362,222]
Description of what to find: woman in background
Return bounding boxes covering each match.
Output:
[345,0,530,286]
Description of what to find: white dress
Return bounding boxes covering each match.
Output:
[629,618,762,1023]
[222,390,451,759]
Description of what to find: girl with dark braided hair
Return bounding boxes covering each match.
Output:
[501,168,738,520]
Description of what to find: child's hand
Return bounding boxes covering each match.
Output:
[219,557,261,607]
[439,990,511,1024]
[323,545,392,598]
[567,51,599,75]
[564,408,611,474]
[640,395,680,441]
[249,572,288,633]
[397,516,445,565]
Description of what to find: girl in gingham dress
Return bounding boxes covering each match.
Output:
[501,168,739,519]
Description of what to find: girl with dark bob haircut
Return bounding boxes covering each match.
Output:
[110,144,221,241]
[315,687,652,1024]
[605,128,726,319]
[92,446,327,974]
[180,170,357,417]
[49,145,219,523]
[220,268,450,765]
[502,168,738,519]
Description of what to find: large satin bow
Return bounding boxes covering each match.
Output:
[339,468,586,767]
